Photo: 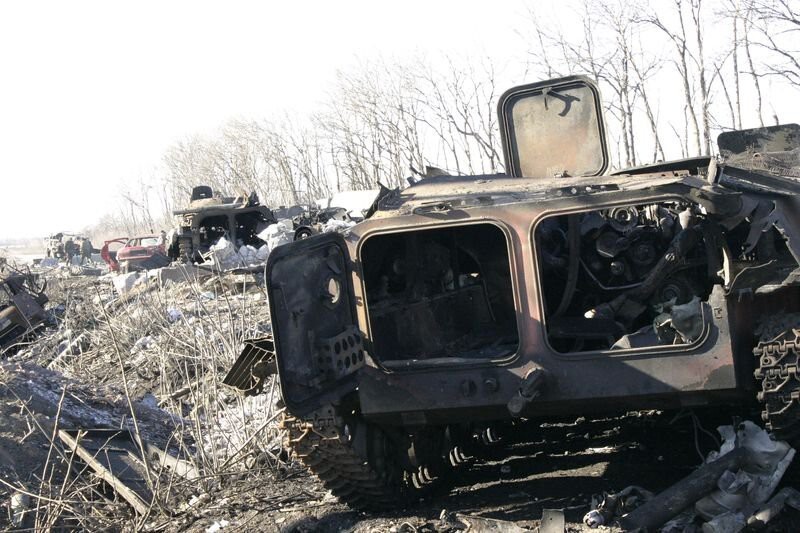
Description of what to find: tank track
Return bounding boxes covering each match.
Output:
[281,406,434,510]
[753,313,800,441]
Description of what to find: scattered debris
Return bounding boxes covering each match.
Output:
[0,270,49,355]
[147,445,199,481]
[222,336,276,395]
[9,491,30,528]
[57,428,155,516]
[602,421,797,531]
[583,486,653,527]
[696,421,795,532]
[205,519,230,532]
[453,513,530,532]
[156,263,214,286]
[256,220,293,251]
[540,509,565,533]
[747,487,800,529]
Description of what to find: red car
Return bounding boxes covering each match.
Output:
[100,237,127,272]
[115,235,169,273]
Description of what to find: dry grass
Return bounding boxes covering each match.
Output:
[2,269,291,531]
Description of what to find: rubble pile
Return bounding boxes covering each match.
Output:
[582,421,798,532]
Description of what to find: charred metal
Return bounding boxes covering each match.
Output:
[168,185,277,263]
[226,75,800,510]
[0,270,48,355]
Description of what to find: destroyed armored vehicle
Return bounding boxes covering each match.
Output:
[44,232,82,259]
[168,186,277,262]
[272,204,353,240]
[226,76,800,509]
[0,271,48,355]
[292,206,352,240]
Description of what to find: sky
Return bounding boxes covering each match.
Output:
[0,0,523,240]
[1,1,798,242]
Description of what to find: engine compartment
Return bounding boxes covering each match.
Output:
[536,199,796,353]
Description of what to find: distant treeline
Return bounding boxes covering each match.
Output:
[88,0,799,239]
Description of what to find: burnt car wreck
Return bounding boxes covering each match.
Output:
[226,75,800,509]
[0,270,48,355]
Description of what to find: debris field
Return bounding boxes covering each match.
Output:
[0,257,797,532]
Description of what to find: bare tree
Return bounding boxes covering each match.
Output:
[643,0,705,155]
[746,0,800,90]
[742,1,766,125]
[414,57,503,174]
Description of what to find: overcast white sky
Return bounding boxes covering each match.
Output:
[0,0,523,240]
[1,1,798,242]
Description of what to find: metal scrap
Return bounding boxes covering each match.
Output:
[58,428,154,515]
[453,513,530,532]
[587,421,797,532]
[583,485,654,527]
[57,428,198,515]
[540,509,565,533]
[0,270,49,355]
[747,487,800,529]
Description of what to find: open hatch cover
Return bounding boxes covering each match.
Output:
[498,75,609,179]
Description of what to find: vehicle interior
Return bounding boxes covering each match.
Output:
[361,223,519,366]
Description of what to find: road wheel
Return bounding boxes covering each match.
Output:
[281,407,445,510]
[294,227,313,240]
[754,313,800,442]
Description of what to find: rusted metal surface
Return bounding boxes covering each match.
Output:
[718,123,800,158]
[498,76,609,179]
[168,185,277,263]
[0,271,48,354]
[261,77,800,424]
[240,75,800,510]
[223,336,276,396]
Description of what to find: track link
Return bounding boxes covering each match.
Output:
[754,313,800,441]
[281,406,427,510]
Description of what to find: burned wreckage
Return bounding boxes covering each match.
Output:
[168,185,277,262]
[0,270,48,355]
[226,76,800,508]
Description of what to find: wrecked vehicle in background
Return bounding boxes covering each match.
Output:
[274,191,379,240]
[0,270,48,355]
[289,205,352,240]
[100,237,127,272]
[116,235,170,273]
[168,185,277,263]
[273,204,355,240]
[44,232,82,259]
[226,75,800,510]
